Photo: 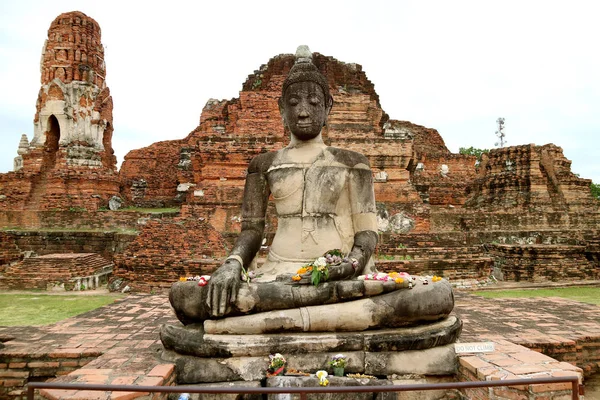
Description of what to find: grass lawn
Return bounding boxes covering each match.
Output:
[473,287,600,305]
[0,293,124,326]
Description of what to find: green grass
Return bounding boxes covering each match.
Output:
[473,287,600,305]
[0,293,124,326]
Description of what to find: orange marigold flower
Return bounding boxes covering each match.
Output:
[297,267,308,274]
[388,272,400,278]
[394,277,404,284]
[292,275,302,282]
[432,276,442,282]
[179,277,187,282]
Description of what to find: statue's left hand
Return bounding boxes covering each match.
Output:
[328,262,355,281]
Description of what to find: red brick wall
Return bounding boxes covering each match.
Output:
[112,218,228,292]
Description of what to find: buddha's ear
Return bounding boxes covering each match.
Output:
[278,97,285,115]
[326,95,333,114]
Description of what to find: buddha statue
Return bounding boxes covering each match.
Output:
[161,47,456,355]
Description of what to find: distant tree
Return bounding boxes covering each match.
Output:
[495,117,507,147]
[459,147,489,160]
[591,182,600,200]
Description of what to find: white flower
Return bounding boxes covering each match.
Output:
[316,370,328,380]
[314,257,327,268]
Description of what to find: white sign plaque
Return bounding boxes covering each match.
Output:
[454,342,495,354]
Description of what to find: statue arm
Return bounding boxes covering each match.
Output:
[231,166,270,266]
[207,154,271,316]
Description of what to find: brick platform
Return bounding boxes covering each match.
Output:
[0,253,113,291]
[0,290,597,399]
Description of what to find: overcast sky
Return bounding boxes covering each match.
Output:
[1,0,599,183]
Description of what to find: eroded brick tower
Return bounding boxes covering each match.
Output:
[4,11,119,210]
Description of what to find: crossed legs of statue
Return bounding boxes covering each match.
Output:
[160,278,456,357]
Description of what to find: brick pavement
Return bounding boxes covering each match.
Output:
[1,290,599,399]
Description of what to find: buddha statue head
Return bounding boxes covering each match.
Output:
[279,46,334,141]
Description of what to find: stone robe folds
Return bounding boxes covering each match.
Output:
[246,146,378,280]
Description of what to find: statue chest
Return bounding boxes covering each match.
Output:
[266,165,349,216]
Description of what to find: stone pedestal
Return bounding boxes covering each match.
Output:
[162,316,461,384]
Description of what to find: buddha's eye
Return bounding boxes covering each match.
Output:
[288,97,299,106]
[309,97,321,105]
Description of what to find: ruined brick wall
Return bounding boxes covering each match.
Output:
[466,144,599,212]
[112,218,228,292]
[489,243,597,282]
[396,120,478,206]
[0,253,113,290]
[0,232,22,272]
[0,11,119,211]
[119,140,189,207]
[120,52,422,238]
[0,210,175,231]
[4,231,135,261]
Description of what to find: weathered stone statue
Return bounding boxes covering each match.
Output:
[161,48,459,372]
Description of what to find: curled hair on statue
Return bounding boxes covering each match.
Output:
[280,45,333,108]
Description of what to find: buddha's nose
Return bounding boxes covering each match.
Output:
[298,108,309,118]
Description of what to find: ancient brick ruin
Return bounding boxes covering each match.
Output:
[0,11,118,212]
[0,12,598,293]
[114,51,599,289]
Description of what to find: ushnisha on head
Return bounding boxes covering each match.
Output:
[279,46,334,141]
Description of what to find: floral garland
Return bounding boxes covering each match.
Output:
[179,275,211,287]
[292,249,358,286]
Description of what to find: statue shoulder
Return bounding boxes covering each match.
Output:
[248,151,278,174]
[326,147,371,169]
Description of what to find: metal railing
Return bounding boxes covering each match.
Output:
[27,376,582,400]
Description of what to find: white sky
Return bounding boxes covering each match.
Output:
[1,0,599,183]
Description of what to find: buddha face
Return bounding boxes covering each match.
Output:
[280,81,332,141]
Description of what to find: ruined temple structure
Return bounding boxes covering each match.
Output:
[0,11,119,211]
[0,25,598,290]
[115,50,600,289]
[119,53,469,237]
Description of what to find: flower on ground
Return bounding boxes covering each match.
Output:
[292,275,302,282]
[394,277,404,284]
[179,277,186,281]
[316,370,329,386]
[432,276,442,282]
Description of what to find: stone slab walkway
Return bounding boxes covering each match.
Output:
[1,289,599,398]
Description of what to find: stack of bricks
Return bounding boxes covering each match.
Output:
[0,349,101,400]
[112,218,228,292]
[0,253,113,290]
[457,339,583,400]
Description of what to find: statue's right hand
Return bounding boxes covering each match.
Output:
[206,258,242,317]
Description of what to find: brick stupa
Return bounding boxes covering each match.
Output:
[0,11,119,211]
